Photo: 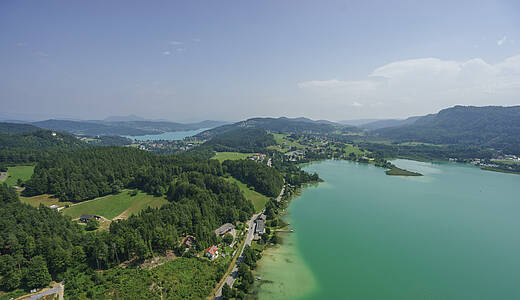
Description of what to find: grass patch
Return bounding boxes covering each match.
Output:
[63,189,168,220]
[213,152,253,162]
[66,257,221,299]
[385,167,423,176]
[20,194,73,208]
[492,159,520,165]
[0,289,28,300]
[271,133,305,151]
[4,165,34,186]
[225,177,269,212]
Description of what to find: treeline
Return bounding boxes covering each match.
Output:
[356,142,495,161]
[23,147,224,202]
[202,128,277,153]
[223,159,284,197]
[0,129,87,165]
[267,151,321,186]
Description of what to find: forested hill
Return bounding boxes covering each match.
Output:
[200,128,277,153]
[0,128,88,164]
[32,119,227,136]
[195,117,355,140]
[374,106,520,154]
[0,122,40,134]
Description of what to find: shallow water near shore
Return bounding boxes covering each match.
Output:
[255,159,520,300]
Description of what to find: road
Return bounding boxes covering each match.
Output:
[214,181,285,298]
[214,211,262,299]
[276,180,285,202]
[26,282,63,300]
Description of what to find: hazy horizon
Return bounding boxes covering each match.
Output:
[1,1,519,122]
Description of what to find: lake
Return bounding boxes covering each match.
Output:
[125,128,209,141]
[255,159,520,300]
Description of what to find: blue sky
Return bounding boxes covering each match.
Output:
[1,0,519,121]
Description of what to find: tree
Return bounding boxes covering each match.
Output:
[25,256,52,289]
[86,218,99,231]
[223,233,234,245]
[222,283,233,299]
[1,269,22,291]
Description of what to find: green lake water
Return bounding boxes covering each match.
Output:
[254,159,520,300]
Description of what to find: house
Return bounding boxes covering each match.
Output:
[184,236,195,248]
[79,214,101,223]
[255,220,265,235]
[49,205,59,210]
[204,245,219,259]
[256,213,266,222]
[215,223,234,236]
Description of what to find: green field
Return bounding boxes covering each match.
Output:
[63,189,168,220]
[213,152,253,162]
[337,144,366,156]
[20,194,73,208]
[226,177,269,212]
[271,133,305,152]
[3,165,34,186]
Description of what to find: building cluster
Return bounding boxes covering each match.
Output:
[285,150,305,161]
[248,153,266,162]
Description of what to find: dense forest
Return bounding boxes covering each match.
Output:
[201,128,277,153]
[223,159,284,197]
[23,147,225,202]
[0,122,40,134]
[0,183,84,291]
[0,157,254,293]
[356,142,496,161]
[0,128,88,165]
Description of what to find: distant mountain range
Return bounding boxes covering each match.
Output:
[27,119,228,136]
[373,105,520,153]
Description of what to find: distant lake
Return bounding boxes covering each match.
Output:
[124,128,209,141]
[255,159,520,299]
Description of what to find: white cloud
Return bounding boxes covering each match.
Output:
[497,36,507,46]
[169,41,183,45]
[176,48,185,52]
[297,54,520,117]
[192,38,201,42]
[162,51,171,55]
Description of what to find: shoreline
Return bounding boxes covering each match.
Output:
[246,179,319,299]
[249,199,317,299]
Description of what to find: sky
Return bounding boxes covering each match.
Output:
[1,0,520,122]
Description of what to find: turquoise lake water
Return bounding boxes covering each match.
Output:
[124,128,209,141]
[255,159,520,300]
